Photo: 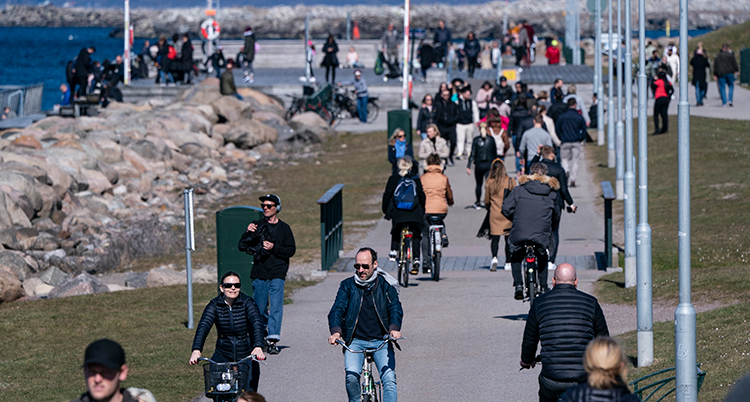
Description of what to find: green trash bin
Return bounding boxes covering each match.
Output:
[740,48,750,85]
[216,206,264,296]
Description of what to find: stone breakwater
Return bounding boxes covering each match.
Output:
[2,2,749,39]
[0,79,334,303]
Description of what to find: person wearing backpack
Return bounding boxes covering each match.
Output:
[382,156,426,273]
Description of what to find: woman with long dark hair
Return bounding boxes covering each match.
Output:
[321,34,340,83]
[484,158,515,271]
[416,94,437,140]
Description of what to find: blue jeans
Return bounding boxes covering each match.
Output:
[357,96,368,123]
[695,83,706,105]
[344,338,397,402]
[718,73,735,105]
[511,135,522,174]
[159,70,174,84]
[252,278,284,341]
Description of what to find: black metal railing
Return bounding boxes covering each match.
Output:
[630,364,706,402]
[601,181,615,269]
[318,184,345,271]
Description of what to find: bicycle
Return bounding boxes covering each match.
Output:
[335,336,404,402]
[522,243,540,302]
[331,86,380,126]
[397,226,413,288]
[197,355,266,402]
[425,215,446,282]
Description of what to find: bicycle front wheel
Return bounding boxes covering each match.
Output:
[527,262,536,301]
[366,102,379,123]
[400,237,411,288]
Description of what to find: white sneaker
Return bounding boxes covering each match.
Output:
[504,262,512,271]
[490,257,498,272]
[242,76,251,83]
[548,262,556,271]
[389,250,397,261]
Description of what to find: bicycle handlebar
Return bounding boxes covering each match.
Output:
[198,355,267,365]
[335,336,405,353]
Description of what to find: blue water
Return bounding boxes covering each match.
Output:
[0,27,151,111]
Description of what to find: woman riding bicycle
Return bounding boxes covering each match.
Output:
[420,153,454,272]
[484,158,515,272]
[382,156,426,273]
[387,128,413,175]
[189,271,267,391]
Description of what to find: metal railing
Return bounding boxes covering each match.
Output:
[601,181,615,269]
[0,84,44,117]
[318,184,345,271]
[630,364,705,402]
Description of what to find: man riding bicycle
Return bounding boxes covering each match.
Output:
[420,153,454,272]
[328,247,404,402]
[502,162,560,299]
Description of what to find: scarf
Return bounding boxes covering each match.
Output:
[354,268,400,291]
[395,139,406,158]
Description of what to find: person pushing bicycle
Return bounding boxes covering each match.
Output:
[328,247,404,402]
[502,162,560,299]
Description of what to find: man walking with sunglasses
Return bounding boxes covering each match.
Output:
[328,247,403,402]
[245,194,296,355]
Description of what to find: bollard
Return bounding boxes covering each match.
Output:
[183,189,195,330]
[601,182,615,268]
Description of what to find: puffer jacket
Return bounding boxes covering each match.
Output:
[328,275,403,345]
[191,292,266,360]
[560,382,639,402]
[420,165,454,214]
[522,283,610,382]
[502,174,560,250]
[467,135,497,167]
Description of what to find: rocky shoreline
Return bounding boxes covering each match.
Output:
[0,80,334,303]
[2,2,749,39]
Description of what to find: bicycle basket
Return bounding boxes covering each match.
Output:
[202,362,250,396]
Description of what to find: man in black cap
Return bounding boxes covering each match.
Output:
[244,194,296,355]
[71,339,137,402]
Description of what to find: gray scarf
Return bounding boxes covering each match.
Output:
[353,268,400,292]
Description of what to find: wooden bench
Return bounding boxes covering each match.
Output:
[629,364,706,401]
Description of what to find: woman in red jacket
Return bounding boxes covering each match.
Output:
[650,70,674,134]
[545,40,561,65]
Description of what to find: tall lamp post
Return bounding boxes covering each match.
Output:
[624,0,636,289]
[401,0,410,110]
[595,0,604,147]
[124,0,130,85]
[675,0,697,397]
[636,0,653,367]
[615,0,624,200]
[607,0,615,168]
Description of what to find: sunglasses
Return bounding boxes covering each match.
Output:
[397,135,405,139]
[222,282,241,289]
[353,264,372,271]
[261,203,276,209]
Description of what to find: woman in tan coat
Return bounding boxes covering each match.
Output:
[484,158,516,271]
[420,153,454,272]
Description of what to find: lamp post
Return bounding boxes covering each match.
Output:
[624,0,636,289]
[402,0,410,110]
[615,0,624,200]
[636,0,653,367]
[607,0,615,168]
[124,0,130,85]
[595,0,604,147]
[675,0,697,398]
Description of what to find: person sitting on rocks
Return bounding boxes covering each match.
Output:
[220,59,243,101]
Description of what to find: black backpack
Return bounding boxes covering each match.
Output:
[393,177,419,210]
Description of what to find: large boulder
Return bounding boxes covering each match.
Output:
[193,265,218,284]
[0,267,24,303]
[223,118,278,149]
[212,96,250,123]
[0,161,51,185]
[82,168,113,195]
[84,135,123,164]
[0,171,43,214]
[22,277,54,298]
[167,130,217,149]
[288,112,334,144]
[39,265,70,286]
[48,273,110,298]
[0,251,32,281]
[147,267,187,287]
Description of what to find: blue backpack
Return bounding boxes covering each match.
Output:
[393,177,419,210]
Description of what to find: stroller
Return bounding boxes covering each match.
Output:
[378,52,403,82]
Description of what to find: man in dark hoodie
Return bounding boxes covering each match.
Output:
[502,162,560,299]
[73,46,96,96]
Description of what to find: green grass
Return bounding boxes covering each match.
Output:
[619,301,750,402]
[588,116,750,305]
[0,282,306,402]
[587,116,750,401]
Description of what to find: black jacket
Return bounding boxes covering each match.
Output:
[74,48,92,76]
[502,174,560,250]
[434,97,457,128]
[456,97,475,125]
[181,39,194,72]
[191,292,266,360]
[714,50,739,77]
[492,85,515,104]
[547,100,569,123]
[71,389,139,402]
[690,53,710,85]
[246,219,296,280]
[328,275,403,345]
[416,106,437,133]
[465,38,481,58]
[433,27,452,48]
[522,283,609,382]
[560,382,640,402]
[509,106,534,149]
[382,173,426,231]
[467,135,497,167]
[242,32,256,61]
[556,109,588,143]
[530,155,574,209]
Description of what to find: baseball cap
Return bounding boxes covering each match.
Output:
[83,339,126,371]
[259,194,281,205]
[499,76,507,82]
